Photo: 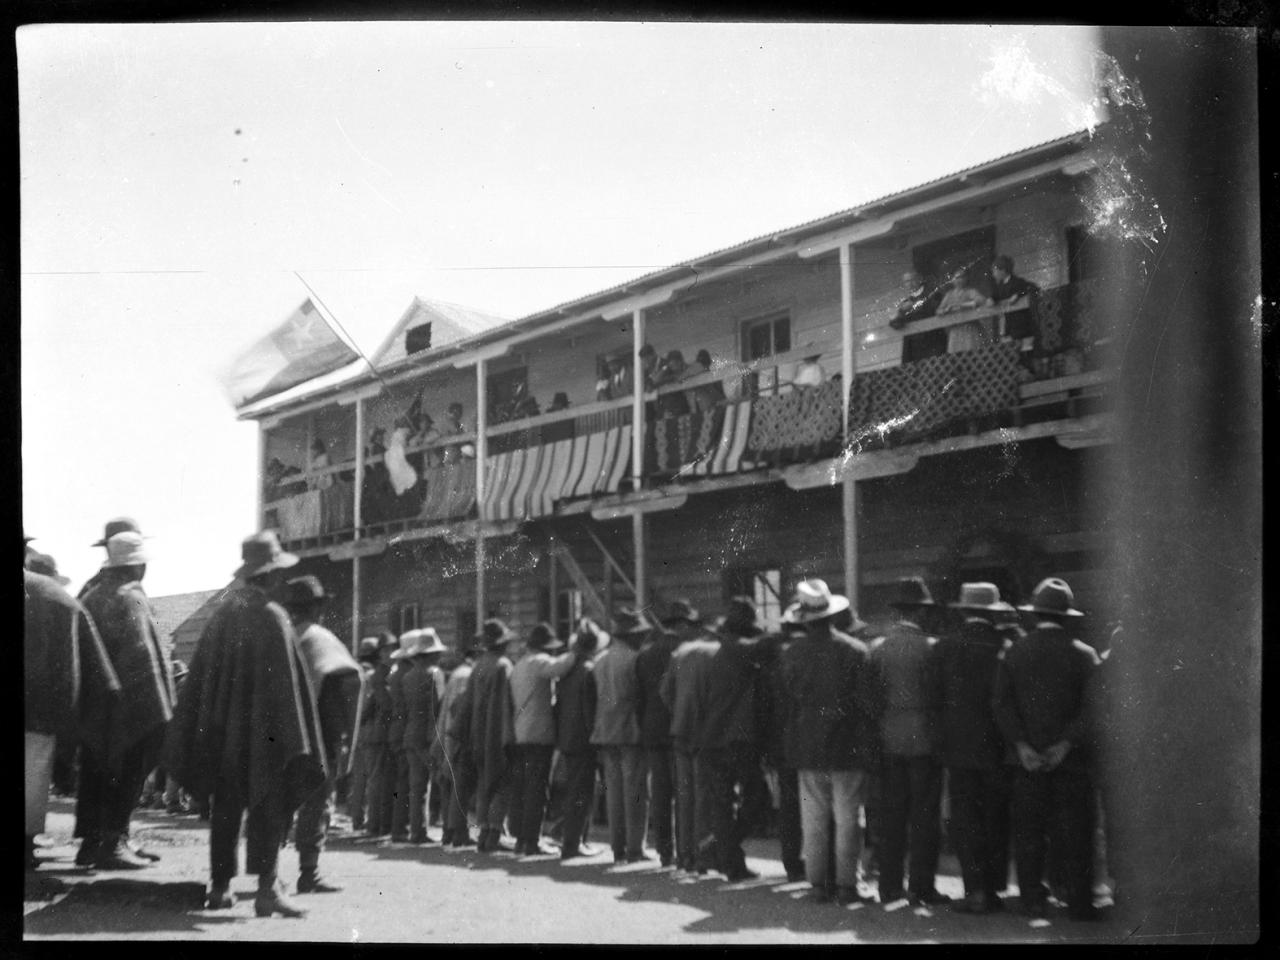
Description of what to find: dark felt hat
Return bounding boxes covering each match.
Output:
[613,607,656,637]
[93,517,146,548]
[717,596,763,638]
[660,598,702,627]
[528,622,566,652]
[357,637,382,663]
[284,575,327,608]
[890,576,938,609]
[478,618,517,649]
[234,530,299,579]
[26,552,70,585]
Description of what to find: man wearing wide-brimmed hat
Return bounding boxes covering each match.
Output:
[438,635,481,848]
[865,576,950,908]
[591,607,655,863]
[554,618,607,860]
[468,618,522,853]
[282,575,365,893]
[74,531,175,872]
[78,517,150,601]
[779,579,876,905]
[24,535,121,872]
[163,531,325,918]
[509,622,579,856]
[936,582,1018,915]
[697,597,770,883]
[635,599,699,869]
[397,627,448,846]
[993,577,1102,921]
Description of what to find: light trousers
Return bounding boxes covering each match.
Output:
[599,745,648,857]
[25,732,56,836]
[798,767,868,892]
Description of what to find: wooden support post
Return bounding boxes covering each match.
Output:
[350,396,365,652]
[256,421,266,531]
[475,357,488,621]
[548,538,559,636]
[631,307,647,611]
[839,243,859,609]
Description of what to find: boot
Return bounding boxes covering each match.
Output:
[205,883,233,910]
[94,833,150,870]
[477,828,492,853]
[254,876,307,918]
[297,869,342,894]
[74,836,101,867]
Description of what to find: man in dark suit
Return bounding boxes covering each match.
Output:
[696,598,769,883]
[988,254,1041,344]
[866,577,949,907]
[890,270,947,363]
[555,620,605,860]
[398,628,447,846]
[636,600,696,868]
[935,582,1017,914]
[992,577,1102,921]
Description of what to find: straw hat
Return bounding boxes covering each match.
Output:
[392,627,447,659]
[950,582,1015,613]
[782,578,850,624]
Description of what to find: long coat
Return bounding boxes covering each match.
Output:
[163,584,325,813]
[467,650,514,800]
[80,574,175,770]
[24,570,121,760]
[933,618,1007,770]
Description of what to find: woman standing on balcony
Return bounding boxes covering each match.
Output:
[937,267,994,354]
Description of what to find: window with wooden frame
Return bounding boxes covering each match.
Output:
[397,602,420,636]
[912,225,997,295]
[740,313,792,395]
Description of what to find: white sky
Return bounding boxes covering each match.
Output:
[20,21,1101,597]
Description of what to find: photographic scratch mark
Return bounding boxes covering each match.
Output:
[334,117,395,180]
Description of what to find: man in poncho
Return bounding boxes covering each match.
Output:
[163,531,325,918]
[281,575,365,894]
[75,531,176,870]
[24,536,121,871]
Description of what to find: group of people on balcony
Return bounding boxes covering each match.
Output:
[330,573,1110,924]
[892,254,1040,363]
[596,343,727,415]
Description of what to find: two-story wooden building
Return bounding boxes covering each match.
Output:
[237,129,1124,650]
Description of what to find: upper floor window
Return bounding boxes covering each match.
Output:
[742,313,792,362]
[1066,224,1133,283]
[398,602,420,636]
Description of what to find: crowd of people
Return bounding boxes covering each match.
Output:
[25,518,1113,925]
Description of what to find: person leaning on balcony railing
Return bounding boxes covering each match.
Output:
[890,271,948,363]
[653,350,692,418]
[413,412,444,468]
[937,266,996,355]
[440,403,476,465]
[987,254,1041,354]
[688,349,726,414]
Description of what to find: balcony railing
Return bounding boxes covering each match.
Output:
[266,279,1112,547]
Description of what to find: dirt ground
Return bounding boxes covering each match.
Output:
[25,796,1146,944]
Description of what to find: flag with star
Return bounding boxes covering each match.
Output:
[220,299,360,408]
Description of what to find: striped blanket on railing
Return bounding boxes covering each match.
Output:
[481,407,633,521]
[274,480,355,541]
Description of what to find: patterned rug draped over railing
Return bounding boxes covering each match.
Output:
[271,480,355,542]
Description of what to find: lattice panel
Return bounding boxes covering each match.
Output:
[858,341,1022,439]
[747,381,844,455]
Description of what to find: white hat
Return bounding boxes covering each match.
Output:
[103,531,150,568]
[782,578,850,624]
[391,627,447,659]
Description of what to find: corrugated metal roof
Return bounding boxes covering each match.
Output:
[240,129,1093,418]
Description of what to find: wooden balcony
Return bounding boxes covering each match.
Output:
[266,280,1112,552]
